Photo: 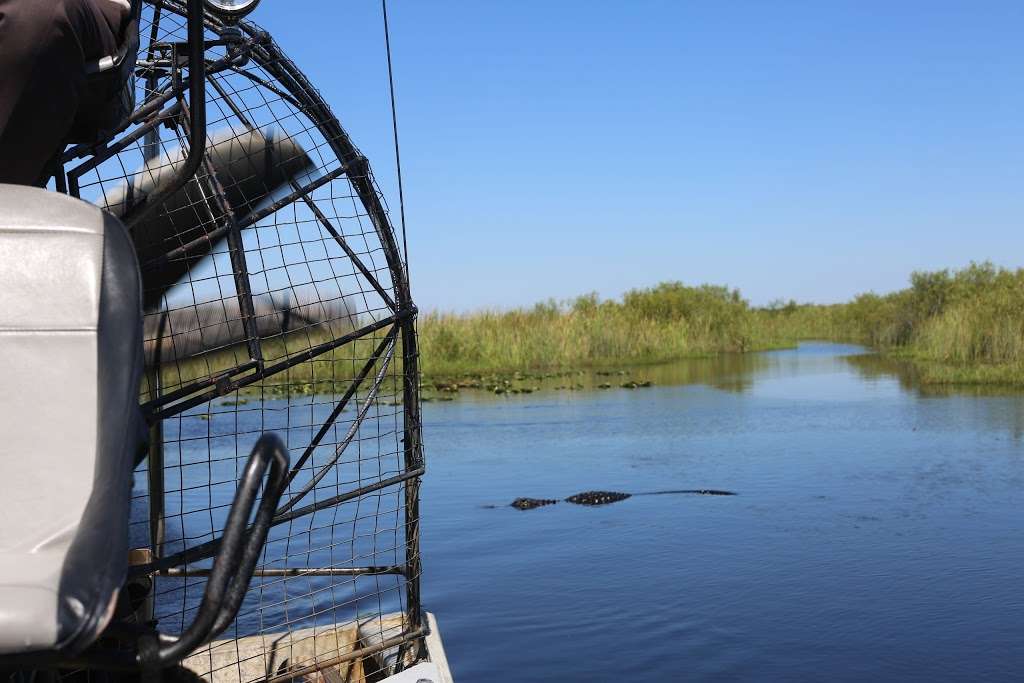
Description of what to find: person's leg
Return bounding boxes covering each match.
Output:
[0,0,120,185]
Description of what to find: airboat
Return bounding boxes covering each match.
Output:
[0,0,449,680]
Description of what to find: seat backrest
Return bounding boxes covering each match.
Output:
[0,185,143,654]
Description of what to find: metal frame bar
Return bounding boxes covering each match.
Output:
[66,102,180,192]
[243,26,426,639]
[147,309,170,561]
[185,98,265,369]
[143,308,412,420]
[132,464,425,576]
[225,63,308,112]
[295,183,397,311]
[62,31,261,171]
[126,0,206,230]
[283,328,398,487]
[140,163,349,271]
[155,433,289,663]
[277,335,394,513]
[207,72,256,129]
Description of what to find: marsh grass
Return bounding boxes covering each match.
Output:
[422,263,1024,387]
[157,263,1024,398]
[760,262,1024,385]
[418,283,797,378]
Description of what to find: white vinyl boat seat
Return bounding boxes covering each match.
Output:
[0,185,144,655]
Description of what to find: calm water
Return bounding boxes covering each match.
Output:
[420,343,1024,681]
[150,342,1024,680]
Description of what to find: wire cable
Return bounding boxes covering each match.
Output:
[382,0,409,272]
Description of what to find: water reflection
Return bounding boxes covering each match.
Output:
[623,352,770,393]
[844,352,1024,440]
[844,352,1023,396]
[458,342,867,399]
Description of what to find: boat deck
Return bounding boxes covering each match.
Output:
[181,612,452,683]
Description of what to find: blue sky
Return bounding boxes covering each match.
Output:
[254,1,1023,311]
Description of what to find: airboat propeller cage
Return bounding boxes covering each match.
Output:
[34,0,427,676]
[103,128,315,310]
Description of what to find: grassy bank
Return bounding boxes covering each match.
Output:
[756,262,1024,385]
[418,283,798,378]
[420,262,1024,387]
[154,262,1024,400]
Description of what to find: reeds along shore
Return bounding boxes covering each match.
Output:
[420,262,1024,386]
[756,262,1024,384]
[150,262,1024,397]
[417,283,792,378]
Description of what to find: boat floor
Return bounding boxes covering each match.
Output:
[180,612,451,683]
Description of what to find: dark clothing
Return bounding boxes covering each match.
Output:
[0,0,124,185]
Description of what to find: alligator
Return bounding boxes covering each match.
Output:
[507,489,737,510]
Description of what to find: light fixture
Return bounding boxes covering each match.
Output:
[204,0,261,19]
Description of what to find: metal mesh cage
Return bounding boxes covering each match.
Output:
[58,2,425,679]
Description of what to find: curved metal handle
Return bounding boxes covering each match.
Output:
[151,432,289,664]
[125,0,207,231]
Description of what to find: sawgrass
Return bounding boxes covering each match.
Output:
[757,262,1024,386]
[421,262,1024,387]
[417,283,797,377]
[152,262,1024,398]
